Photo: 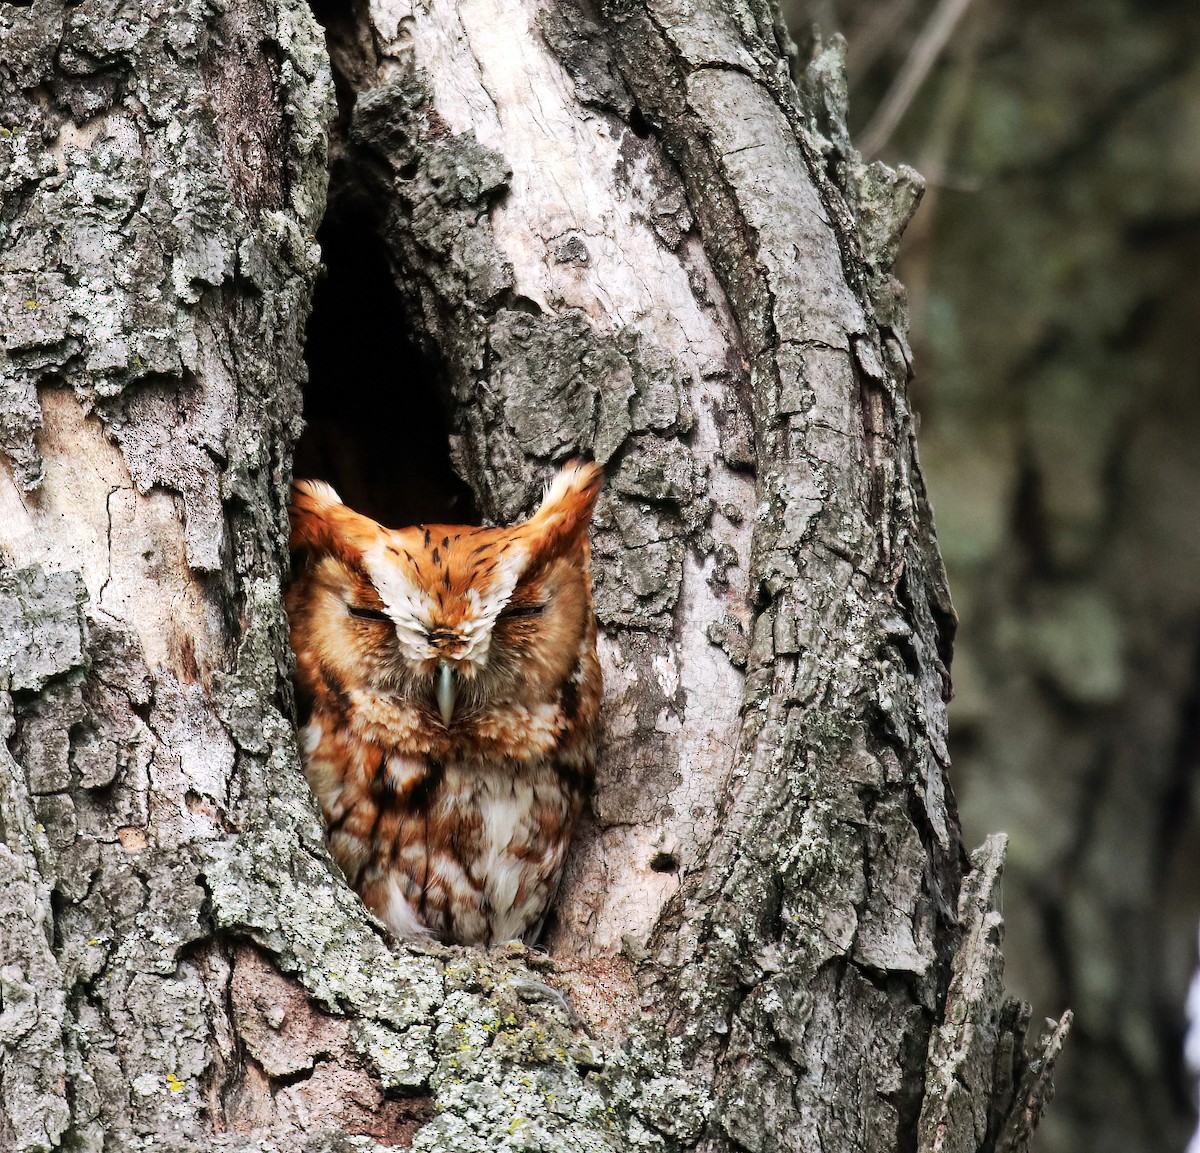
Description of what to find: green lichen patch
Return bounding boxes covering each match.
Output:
[353,1019,438,1092]
[410,957,709,1153]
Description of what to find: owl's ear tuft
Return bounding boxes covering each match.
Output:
[290,479,385,566]
[295,479,343,506]
[290,480,344,555]
[524,460,603,562]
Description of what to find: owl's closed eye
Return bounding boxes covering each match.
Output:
[285,461,603,946]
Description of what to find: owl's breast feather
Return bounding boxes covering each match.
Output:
[335,686,581,765]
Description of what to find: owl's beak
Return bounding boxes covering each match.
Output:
[435,660,458,726]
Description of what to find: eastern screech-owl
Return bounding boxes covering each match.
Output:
[285,461,603,946]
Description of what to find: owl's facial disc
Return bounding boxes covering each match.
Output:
[361,537,528,676]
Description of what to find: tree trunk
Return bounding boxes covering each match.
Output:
[0,2,1065,1150]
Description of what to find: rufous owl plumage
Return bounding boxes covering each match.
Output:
[285,461,603,945]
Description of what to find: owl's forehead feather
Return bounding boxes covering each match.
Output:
[360,528,529,661]
[382,523,528,607]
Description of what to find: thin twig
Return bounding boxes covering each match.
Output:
[858,0,983,160]
[901,0,985,331]
[845,0,921,87]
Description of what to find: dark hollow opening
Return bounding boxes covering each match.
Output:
[649,851,680,874]
[296,198,475,529]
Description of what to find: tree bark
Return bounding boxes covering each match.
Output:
[0,2,1065,1150]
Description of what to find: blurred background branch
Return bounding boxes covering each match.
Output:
[858,0,981,159]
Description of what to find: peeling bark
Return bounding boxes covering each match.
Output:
[1,1,1065,1150]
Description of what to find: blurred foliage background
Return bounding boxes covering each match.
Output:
[782,0,1200,1149]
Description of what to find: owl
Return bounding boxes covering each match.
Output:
[285,461,603,946]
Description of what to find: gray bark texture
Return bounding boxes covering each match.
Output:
[782,2,1200,1151]
[0,1,1066,1151]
